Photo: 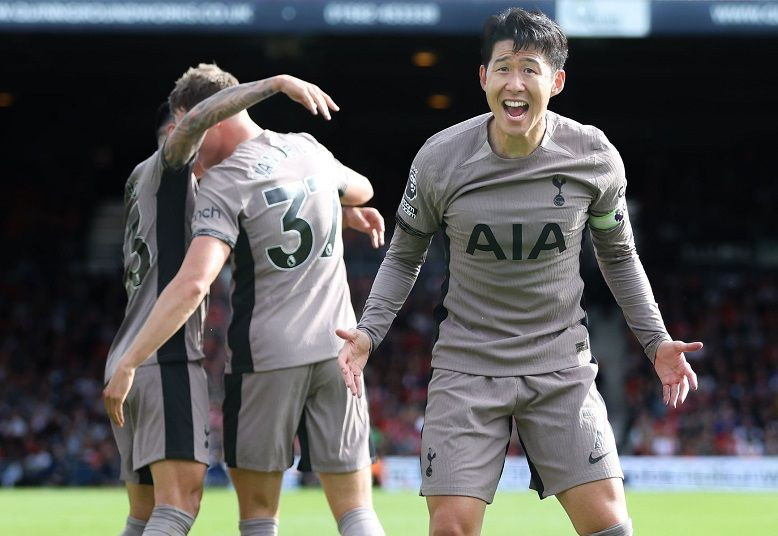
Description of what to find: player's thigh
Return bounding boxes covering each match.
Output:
[223,366,311,472]
[318,466,373,519]
[556,478,627,535]
[228,467,284,520]
[303,358,372,473]
[427,495,486,536]
[515,361,623,500]
[421,369,516,504]
[112,362,209,483]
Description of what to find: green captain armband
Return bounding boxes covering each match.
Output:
[588,207,625,231]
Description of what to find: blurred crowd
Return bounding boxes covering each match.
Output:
[352,241,778,460]
[621,270,778,457]
[2,154,778,487]
[0,176,123,485]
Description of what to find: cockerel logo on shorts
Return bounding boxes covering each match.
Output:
[405,166,418,201]
[425,447,437,477]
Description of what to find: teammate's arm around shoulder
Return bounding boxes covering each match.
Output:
[164,75,339,169]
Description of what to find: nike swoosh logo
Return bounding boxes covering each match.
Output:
[588,451,611,464]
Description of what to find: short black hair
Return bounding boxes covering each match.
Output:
[154,100,173,139]
[481,8,568,71]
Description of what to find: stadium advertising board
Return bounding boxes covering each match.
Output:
[1,0,777,35]
[381,456,778,492]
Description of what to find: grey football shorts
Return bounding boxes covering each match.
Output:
[111,361,210,484]
[420,361,623,503]
[223,358,372,473]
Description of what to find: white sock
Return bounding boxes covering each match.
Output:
[588,518,633,536]
[142,505,194,535]
[239,517,278,536]
[119,516,146,536]
[337,507,385,536]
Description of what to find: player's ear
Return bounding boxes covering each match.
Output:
[479,65,487,91]
[550,69,566,97]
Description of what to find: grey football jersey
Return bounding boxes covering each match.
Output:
[358,111,670,377]
[105,149,206,383]
[192,131,356,374]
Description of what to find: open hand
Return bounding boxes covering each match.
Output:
[336,328,371,397]
[276,75,339,120]
[103,365,135,427]
[654,340,703,408]
[343,207,385,248]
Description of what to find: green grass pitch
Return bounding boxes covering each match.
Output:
[1,488,777,534]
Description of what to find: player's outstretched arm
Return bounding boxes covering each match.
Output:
[654,340,703,408]
[165,74,339,168]
[103,236,231,427]
[343,206,385,248]
[336,328,371,398]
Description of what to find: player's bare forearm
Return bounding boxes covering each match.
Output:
[115,236,230,372]
[164,77,282,168]
[103,276,207,427]
[116,277,208,373]
[104,237,228,427]
[165,74,339,168]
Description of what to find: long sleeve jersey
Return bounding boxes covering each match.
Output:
[357,111,669,376]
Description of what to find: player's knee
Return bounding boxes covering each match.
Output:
[430,524,469,536]
[320,468,373,518]
[187,496,201,518]
[153,482,203,517]
[586,518,633,536]
[188,485,204,516]
[234,486,280,518]
[429,512,477,536]
[174,481,203,518]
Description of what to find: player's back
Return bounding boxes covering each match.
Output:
[105,150,204,383]
[194,131,355,374]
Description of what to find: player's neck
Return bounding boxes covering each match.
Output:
[227,118,263,153]
[488,116,546,158]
